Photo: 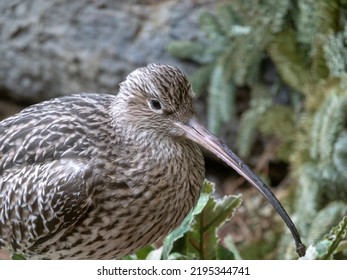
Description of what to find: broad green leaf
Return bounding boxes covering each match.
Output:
[162,180,242,260]
[184,184,242,259]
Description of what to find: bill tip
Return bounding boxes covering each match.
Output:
[296,243,306,257]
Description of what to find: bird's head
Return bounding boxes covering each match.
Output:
[113,63,306,257]
[115,63,196,138]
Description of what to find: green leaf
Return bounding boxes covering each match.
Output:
[323,33,347,77]
[199,11,226,43]
[145,247,163,260]
[167,252,192,260]
[162,180,242,260]
[268,28,311,93]
[207,63,235,134]
[237,88,272,157]
[307,202,346,244]
[184,183,242,259]
[167,41,212,64]
[189,64,214,96]
[321,214,347,259]
[315,240,332,257]
[308,214,347,259]
[216,244,236,260]
[11,253,26,260]
[220,234,242,260]
[333,132,347,179]
[123,245,155,260]
[310,94,347,165]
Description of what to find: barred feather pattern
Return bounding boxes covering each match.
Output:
[0,64,205,259]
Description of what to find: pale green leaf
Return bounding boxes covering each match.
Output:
[207,63,235,133]
[185,188,242,259]
[221,234,242,260]
[307,202,346,244]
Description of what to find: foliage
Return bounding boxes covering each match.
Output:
[167,0,347,259]
[301,212,347,259]
[168,0,290,133]
[11,253,26,260]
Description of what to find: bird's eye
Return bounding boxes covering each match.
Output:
[149,99,162,111]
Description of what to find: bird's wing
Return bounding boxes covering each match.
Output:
[0,102,93,173]
[0,98,105,253]
[0,158,94,252]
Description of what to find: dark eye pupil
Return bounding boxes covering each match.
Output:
[150,99,162,110]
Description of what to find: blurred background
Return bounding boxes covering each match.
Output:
[1,0,347,259]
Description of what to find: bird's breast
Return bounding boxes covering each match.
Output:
[32,138,206,259]
[73,139,205,258]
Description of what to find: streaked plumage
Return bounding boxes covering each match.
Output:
[0,64,204,259]
[0,63,305,259]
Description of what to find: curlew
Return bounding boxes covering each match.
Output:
[0,64,305,259]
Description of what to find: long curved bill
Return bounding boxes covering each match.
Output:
[175,118,306,257]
